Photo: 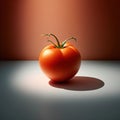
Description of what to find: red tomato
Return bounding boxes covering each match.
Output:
[39,34,81,82]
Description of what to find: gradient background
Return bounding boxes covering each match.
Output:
[0,0,120,60]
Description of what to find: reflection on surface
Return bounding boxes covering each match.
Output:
[49,76,104,91]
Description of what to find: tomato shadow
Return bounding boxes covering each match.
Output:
[49,76,104,91]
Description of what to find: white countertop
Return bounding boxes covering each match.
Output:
[0,61,120,120]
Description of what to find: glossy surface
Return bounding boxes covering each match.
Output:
[39,43,81,82]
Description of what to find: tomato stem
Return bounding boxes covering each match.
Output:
[48,40,57,47]
[42,33,77,48]
[61,37,77,47]
[43,33,61,48]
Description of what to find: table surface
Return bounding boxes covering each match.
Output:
[0,60,120,120]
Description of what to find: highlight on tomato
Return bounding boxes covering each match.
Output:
[39,33,81,83]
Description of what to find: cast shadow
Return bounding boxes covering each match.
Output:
[49,76,104,91]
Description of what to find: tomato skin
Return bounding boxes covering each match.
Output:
[39,43,81,82]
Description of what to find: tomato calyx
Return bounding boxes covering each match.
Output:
[42,33,77,48]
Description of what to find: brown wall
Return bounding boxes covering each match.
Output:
[0,0,120,60]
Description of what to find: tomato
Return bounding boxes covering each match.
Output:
[39,33,81,82]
